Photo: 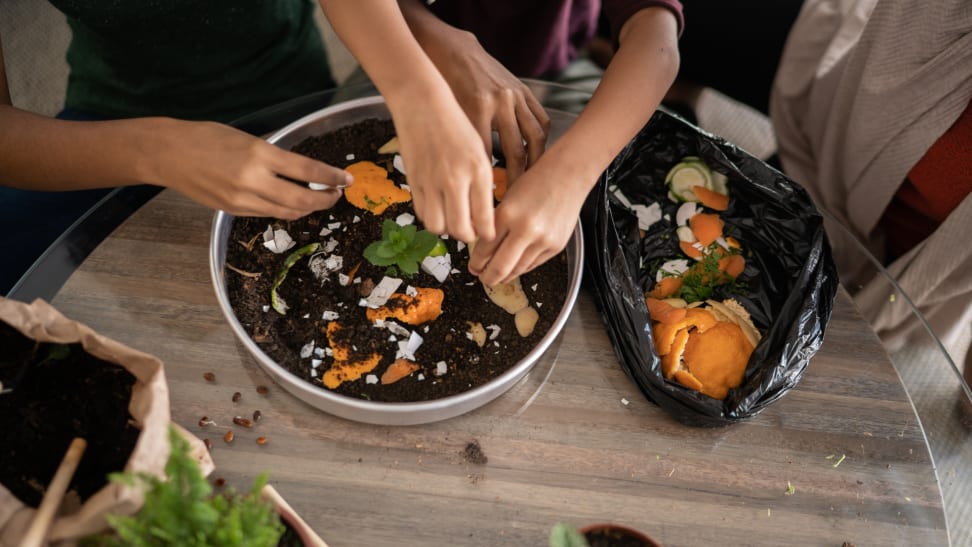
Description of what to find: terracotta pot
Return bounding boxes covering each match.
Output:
[579,523,661,547]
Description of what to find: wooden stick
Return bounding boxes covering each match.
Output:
[21,437,87,547]
[261,484,330,547]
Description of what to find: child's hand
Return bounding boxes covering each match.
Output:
[428,32,550,182]
[468,162,587,286]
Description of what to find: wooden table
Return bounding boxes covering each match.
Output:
[39,189,947,546]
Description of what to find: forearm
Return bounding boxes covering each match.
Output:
[0,105,170,191]
[318,0,455,111]
[397,0,475,64]
[538,7,680,192]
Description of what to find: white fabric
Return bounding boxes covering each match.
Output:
[770,0,972,364]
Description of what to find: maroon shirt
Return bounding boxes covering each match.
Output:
[428,0,684,77]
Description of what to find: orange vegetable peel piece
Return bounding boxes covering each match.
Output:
[689,213,724,247]
[365,287,444,325]
[692,185,730,211]
[492,167,508,201]
[322,321,383,389]
[344,161,411,215]
[647,276,683,299]
[381,359,420,385]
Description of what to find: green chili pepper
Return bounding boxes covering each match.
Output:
[270,242,320,315]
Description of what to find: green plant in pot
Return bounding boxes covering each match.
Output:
[84,427,320,547]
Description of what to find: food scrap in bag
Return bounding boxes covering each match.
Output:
[640,156,762,400]
[582,110,838,427]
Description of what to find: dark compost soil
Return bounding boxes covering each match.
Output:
[0,320,140,507]
[585,527,657,547]
[224,118,569,403]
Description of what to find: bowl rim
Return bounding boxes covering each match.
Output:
[209,95,584,424]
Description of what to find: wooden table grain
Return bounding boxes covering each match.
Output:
[45,189,948,546]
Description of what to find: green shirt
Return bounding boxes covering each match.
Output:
[50,0,335,123]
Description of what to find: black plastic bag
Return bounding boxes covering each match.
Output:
[581,110,839,427]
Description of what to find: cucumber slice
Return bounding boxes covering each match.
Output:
[665,159,713,202]
[710,171,729,196]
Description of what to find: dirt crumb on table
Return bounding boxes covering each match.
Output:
[463,440,488,465]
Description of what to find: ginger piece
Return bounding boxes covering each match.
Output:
[483,276,529,314]
[467,322,487,347]
[514,307,539,337]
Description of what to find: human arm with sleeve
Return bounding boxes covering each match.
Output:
[0,35,348,220]
[394,4,681,285]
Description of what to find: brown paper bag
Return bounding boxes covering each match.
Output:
[0,297,214,546]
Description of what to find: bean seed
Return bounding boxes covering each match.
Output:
[256,385,269,395]
[223,430,234,443]
[204,438,213,452]
[252,410,263,422]
[199,416,212,427]
[203,372,216,382]
[214,477,226,487]
[256,436,268,445]
[233,416,254,428]
[232,391,241,403]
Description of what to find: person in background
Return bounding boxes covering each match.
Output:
[0,0,350,296]
[320,0,683,288]
[769,0,972,423]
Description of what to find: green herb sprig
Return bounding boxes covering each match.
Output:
[85,426,284,547]
[362,219,443,276]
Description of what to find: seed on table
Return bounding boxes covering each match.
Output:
[204,438,213,451]
[199,416,212,427]
[233,416,254,428]
[252,410,263,422]
[223,430,235,443]
[232,391,242,403]
[256,385,269,395]
[256,436,268,445]
[203,372,216,382]
[214,477,226,487]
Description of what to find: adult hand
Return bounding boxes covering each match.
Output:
[421,28,550,182]
[468,162,586,287]
[390,98,496,243]
[147,119,350,219]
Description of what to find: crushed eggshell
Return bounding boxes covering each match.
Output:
[396,213,415,226]
[262,225,296,254]
[421,253,452,283]
[395,331,424,361]
[364,277,404,308]
[435,361,448,376]
[393,154,406,175]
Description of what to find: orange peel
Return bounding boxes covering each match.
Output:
[678,321,752,399]
[344,160,411,215]
[365,287,444,325]
[323,353,382,389]
[381,358,420,385]
[493,167,508,201]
